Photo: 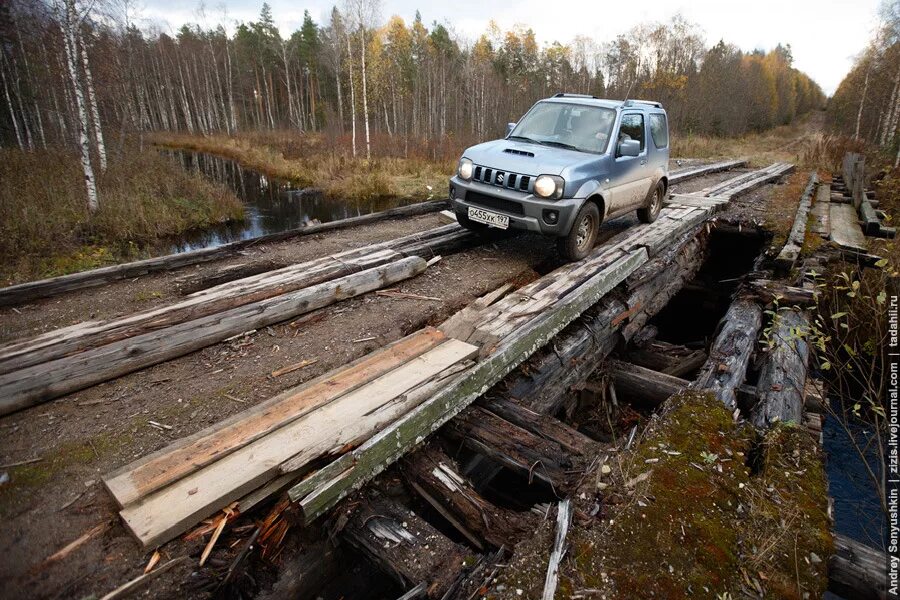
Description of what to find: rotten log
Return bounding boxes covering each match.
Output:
[0,256,430,416]
[476,396,597,455]
[828,533,887,600]
[174,260,286,295]
[443,406,577,491]
[775,173,817,270]
[0,200,449,307]
[750,308,810,428]
[341,491,472,599]
[607,359,689,407]
[402,445,537,550]
[693,296,763,411]
[747,279,818,306]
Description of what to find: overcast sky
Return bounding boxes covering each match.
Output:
[140,0,881,95]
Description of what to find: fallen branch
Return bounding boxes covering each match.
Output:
[270,359,318,378]
[98,556,188,600]
[542,499,572,600]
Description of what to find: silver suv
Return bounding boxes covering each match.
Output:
[449,94,670,260]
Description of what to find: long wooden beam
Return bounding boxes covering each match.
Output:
[0,256,430,416]
[668,159,748,184]
[0,200,448,307]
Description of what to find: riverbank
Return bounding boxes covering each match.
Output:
[151,130,452,202]
[0,147,244,286]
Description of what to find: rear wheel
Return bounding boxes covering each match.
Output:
[637,180,665,223]
[557,202,600,261]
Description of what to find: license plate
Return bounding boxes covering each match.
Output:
[468,207,509,229]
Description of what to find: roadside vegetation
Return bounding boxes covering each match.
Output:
[0,147,244,285]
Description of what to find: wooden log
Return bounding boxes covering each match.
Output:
[0,225,470,376]
[541,499,572,600]
[0,257,429,416]
[775,173,817,270]
[118,338,479,548]
[477,397,596,455]
[875,225,896,239]
[0,200,449,307]
[103,328,447,509]
[668,159,748,185]
[174,260,286,295]
[830,202,868,251]
[859,200,881,236]
[402,445,538,550]
[288,249,648,523]
[693,297,763,411]
[607,359,688,407]
[747,279,818,306]
[662,349,708,377]
[750,308,809,428]
[828,533,887,600]
[443,406,576,490]
[341,492,471,599]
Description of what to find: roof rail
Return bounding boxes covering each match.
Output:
[553,93,598,99]
[623,99,663,108]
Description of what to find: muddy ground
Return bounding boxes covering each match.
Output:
[0,168,794,599]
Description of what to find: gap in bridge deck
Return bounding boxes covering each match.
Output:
[646,227,768,352]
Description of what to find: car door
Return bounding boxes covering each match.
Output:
[607,112,654,214]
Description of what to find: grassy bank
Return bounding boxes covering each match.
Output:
[0,147,244,285]
[151,131,453,202]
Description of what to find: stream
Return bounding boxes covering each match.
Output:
[161,150,417,254]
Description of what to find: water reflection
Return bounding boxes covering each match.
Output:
[161,150,415,254]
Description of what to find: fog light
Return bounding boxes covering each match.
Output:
[543,210,559,224]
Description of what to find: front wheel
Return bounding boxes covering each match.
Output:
[637,180,665,223]
[557,202,600,261]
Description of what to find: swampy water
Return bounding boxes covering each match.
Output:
[162,150,417,253]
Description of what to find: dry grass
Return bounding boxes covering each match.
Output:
[0,147,244,284]
[151,131,454,202]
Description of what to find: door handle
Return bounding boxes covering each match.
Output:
[640,159,647,165]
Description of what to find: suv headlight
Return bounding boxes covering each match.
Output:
[534,175,564,199]
[458,158,474,181]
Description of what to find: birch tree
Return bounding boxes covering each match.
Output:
[61,0,99,212]
[345,0,381,160]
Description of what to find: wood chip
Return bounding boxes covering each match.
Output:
[270,358,318,378]
[351,336,378,343]
[42,521,110,567]
[148,421,172,431]
[98,556,187,600]
[143,550,161,574]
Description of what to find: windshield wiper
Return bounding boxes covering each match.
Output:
[540,140,579,151]
[507,135,541,145]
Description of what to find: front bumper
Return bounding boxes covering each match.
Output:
[448,176,582,236]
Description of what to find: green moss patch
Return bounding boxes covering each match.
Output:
[487,391,832,599]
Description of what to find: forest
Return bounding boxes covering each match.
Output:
[0,0,828,282]
[2,1,826,153]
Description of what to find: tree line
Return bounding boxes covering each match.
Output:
[827,0,900,167]
[1,0,825,206]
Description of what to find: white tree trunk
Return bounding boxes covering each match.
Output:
[360,26,371,160]
[0,55,25,151]
[62,0,99,212]
[346,33,357,157]
[854,67,869,140]
[282,44,296,128]
[78,29,106,172]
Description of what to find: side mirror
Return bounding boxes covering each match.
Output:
[617,138,641,157]
[506,122,517,137]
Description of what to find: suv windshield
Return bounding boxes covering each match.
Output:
[510,102,616,154]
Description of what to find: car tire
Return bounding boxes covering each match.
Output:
[637,180,665,224]
[557,202,600,262]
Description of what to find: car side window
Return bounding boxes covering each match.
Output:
[649,113,668,149]
[618,113,645,153]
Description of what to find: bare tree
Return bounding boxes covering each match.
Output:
[345,0,381,160]
[78,28,107,171]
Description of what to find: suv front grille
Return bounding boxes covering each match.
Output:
[465,191,524,216]
[473,165,532,193]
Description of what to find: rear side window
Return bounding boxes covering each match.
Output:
[619,114,645,152]
[650,113,668,149]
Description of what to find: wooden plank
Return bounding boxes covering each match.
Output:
[0,257,429,416]
[0,200,449,307]
[607,359,688,407]
[668,159,748,184]
[776,173,818,269]
[103,328,447,509]
[118,338,479,548]
[830,203,868,251]
[809,184,831,237]
[828,533,887,600]
[859,200,881,235]
[289,248,648,522]
[477,397,596,455]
